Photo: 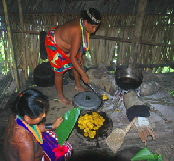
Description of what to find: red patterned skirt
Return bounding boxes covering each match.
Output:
[45,27,74,73]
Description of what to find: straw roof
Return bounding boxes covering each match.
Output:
[0,0,174,15]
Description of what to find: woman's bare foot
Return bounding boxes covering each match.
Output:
[58,97,72,106]
[75,86,86,92]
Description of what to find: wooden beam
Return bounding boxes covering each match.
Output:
[90,35,173,48]
[116,63,174,69]
[12,30,40,34]
[89,63,174,70]
[11,30,174,48]
[4,13,172,16]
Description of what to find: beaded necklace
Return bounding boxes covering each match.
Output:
[16,115,43,144]
[80,18,90,53]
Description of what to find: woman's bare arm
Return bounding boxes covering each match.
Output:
[38,117,63,132]
[70,27,89,84]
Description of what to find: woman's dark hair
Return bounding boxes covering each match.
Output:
[81,8,101,25]
[11,88,49,119]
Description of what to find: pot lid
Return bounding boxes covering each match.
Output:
[73,91,102,110]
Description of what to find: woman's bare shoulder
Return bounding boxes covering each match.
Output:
[57,19,81,39]
[61,18,80,30]
[65,18,80,25]
[13,124,35,143]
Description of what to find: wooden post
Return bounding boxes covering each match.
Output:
[17,0,28,89]
[2,0,20,91]
[129,0,148,68]
[17,0,24,26]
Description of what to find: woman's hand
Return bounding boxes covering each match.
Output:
[52,117,63,129]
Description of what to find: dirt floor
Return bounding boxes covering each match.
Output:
[0,72,174,161]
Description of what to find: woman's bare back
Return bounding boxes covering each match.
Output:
[54,18,81,52]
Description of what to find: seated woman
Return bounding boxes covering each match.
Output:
[4,88,72,161]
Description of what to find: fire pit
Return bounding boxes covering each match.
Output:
[74,111,113,142]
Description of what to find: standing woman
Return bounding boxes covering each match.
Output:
[45,8,101,105]
[4,88,71,161]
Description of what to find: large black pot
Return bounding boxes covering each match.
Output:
[75,111,113,142]
[115,67,143,90]
[33,62,55,87]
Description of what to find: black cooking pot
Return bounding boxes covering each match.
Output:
[115,67,143,90]
[75,111,113,142]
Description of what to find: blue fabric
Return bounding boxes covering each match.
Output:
[42,131,72,161]
[42,132,65,161]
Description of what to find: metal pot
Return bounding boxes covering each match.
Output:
[115,67,143,90]
[73,91,103,111]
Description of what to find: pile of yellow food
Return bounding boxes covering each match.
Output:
[77,112,105,138]
[102,94,109,101]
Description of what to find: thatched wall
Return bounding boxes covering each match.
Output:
[0,13,173,87]
[91,14,174,67]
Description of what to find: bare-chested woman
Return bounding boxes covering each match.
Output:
[45,8,101,105]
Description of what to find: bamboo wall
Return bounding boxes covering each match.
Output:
[91,14,174,68]
[1,13,174,82]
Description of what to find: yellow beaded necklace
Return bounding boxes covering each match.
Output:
[80,18,90,53]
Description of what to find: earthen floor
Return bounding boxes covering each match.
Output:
[0,77,174,160]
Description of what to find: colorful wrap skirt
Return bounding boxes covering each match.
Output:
[42,131,72,161]
[45,27,77,73]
